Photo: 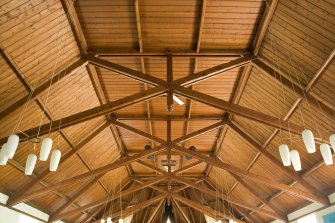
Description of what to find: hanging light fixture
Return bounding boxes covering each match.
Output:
[290,150,301,171]
[6,134,19,159]
[279,144,291,166]
[216,220,222,223]
[302,129,316,153]
[25,154,37,175]
[166,217,171,223]
[40,138,53,161]
[100,219,105,223]
[0,144,8,165]
[50,150,61,171]
[320,144,333,165]
[330,134,335,152]
[118,219,124,223]
[106,217,112,223]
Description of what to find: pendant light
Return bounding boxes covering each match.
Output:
[320,144,333,165]
[290,150,301,171]
[119,219,124,223]
[6,134,19,159]
[25,154,37,175]
[50,150,61,171]
[106,217,112,223]
[216,220,222,223]
[100,219,105,223]
[279,144,291,166]
[40,138,53,161]
[330,134,335,152]
[0,144,8,165]
[302,129,315,153]
[166,217,171,223]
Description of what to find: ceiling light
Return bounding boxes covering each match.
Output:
[320,144,333,165]
[50,150,62,171]
[25,154,37,175]
[0,144,9,165]
[100,219,105,223]
[279,144,290,166]
[6,134,19,159]
[302,130,315,153]
[40,138,53,161]
[106,217,112,223]
[290,150,301,171]
[173,95,184,105]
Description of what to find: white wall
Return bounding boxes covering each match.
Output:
[271,192,335,223]
[0,192,65,223]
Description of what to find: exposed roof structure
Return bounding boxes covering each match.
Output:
[0,0,334,223]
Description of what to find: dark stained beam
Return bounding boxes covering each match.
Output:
[171,144,329,205]
[174,86,305,134]
[0,86,167,145]
[253,59,335,118]
[173,55,254,87]
[171,176,284,221]
[173,194,246,223]
[50,177,165,221]
[228,122,327,204]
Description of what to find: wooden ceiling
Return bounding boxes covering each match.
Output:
[0,0,334,223]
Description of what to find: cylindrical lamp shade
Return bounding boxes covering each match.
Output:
[119,219,124,223]
[330,134,335,152]
[279,144,291,166]
[25,154,37,175]
[0,144,8,165]
[106,217,112,223]
[302,129,316,153]
[100,219,105,223]
[50,150,61,171]
[6,134,19,159]
[290,150,302,171]
[40,138,53,161]
[320,144,333,165]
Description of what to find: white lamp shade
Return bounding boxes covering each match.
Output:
[0,144,8,165]
[50,150,61,171]
[6,134,19,159]
[40,138,53,161]
[100,219,105,223]
[119,219,124,223]
[279,144,291,166]
[25,154,37,175]
[290,150,302,171]
[302,129,316,153]
[330,134,335,152]
[106,217,112,223]
[320,144,333,165]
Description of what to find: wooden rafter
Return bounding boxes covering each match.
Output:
[173,194,246,223]
[147,197,165,223]
[253,58,335,118]
[228,122,327,203]
[171,143,329,205]
[172,199,191,223]
[171,175,285,221]
[50,177,165,221]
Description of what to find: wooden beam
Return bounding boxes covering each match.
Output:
[9,122,111,202]
[147,197,165,223]
[172,199,191,223]
[171,176,284,221]
[88,49,249,57]
[174,86,305,134]
[173,194,246,223]
[171,144,329,205]
[7,148,168,206]
[253,59,335,118]
[173,55,254,87]
[0,86,166,145]
[174,161,203,175]
[166,53,174,112]
[252,0,279,55]
[305,48,335,91]
[228,174,285,217]
[88,55,167,87]
[50,177,165,221]
[0,57,87,121]
[228,122,327,204]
